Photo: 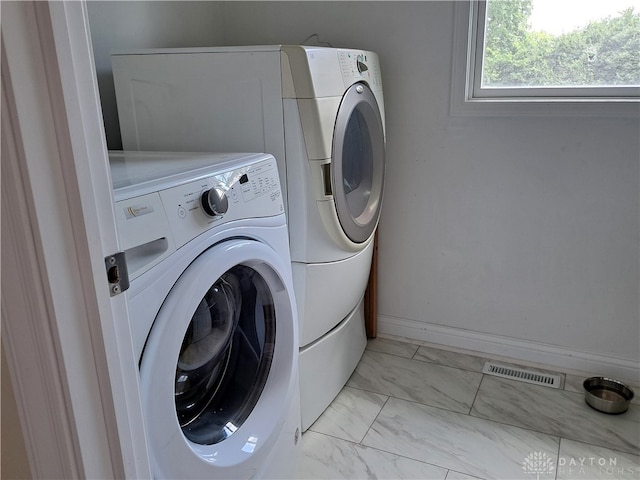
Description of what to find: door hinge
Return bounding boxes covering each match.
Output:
[104,252,129,297]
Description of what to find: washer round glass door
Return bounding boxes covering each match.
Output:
[139,239,297,478]
[331,82,385,244]
[175,263,274,445]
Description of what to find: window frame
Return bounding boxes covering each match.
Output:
[451,0,640,117]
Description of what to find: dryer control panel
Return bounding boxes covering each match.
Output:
[337,49,382,90]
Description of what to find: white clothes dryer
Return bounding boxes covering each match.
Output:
[112,45,386,430]
[110,151,300,478]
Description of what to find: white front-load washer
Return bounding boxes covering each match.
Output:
[110,151,300,478]
[111,45,386,430]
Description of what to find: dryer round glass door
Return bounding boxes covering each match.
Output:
[332,82,385,244]
[139,239,297,478]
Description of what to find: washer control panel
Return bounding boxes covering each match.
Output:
[112,153,283,279]
[159,158,283,248]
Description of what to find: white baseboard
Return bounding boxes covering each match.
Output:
[378,315,639,383]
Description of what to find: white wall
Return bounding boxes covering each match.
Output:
[89,1,639,377]
[218,1,639,375]
[87,1,225,149]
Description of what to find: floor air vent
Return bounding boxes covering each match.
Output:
[482,362,562,389]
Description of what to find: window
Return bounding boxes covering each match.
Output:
[452,0,640,115]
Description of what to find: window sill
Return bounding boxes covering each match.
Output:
[451,95,640,118]
[451,1,640,118]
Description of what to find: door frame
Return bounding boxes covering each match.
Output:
[1,2,151,477]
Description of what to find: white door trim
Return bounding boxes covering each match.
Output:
[1,2,151,477]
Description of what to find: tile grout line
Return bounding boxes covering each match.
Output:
[556,435,640,460]
[554,437,562,480]
[352,390,481,479]
[311,422,454,478]
[356,393,391,445]
[355,351,580,433]
[384,393,567,453]
[467,373,486,416]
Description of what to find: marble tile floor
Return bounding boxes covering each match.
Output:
[294,337,640,480]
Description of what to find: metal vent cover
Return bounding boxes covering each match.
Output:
[482,362,562,389]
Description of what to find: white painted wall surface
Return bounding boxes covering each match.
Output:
[87,1,224,149]
[89,2,639,374]
[220,1,640,374]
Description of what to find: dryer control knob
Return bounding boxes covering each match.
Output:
[357,60,369,74]
[201,188,228,217]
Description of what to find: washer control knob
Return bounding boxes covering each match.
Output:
[201,188,228,217]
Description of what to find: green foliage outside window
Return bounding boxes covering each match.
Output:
[483,0,640,87]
